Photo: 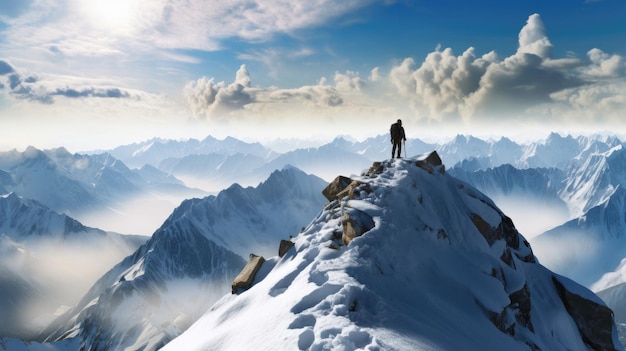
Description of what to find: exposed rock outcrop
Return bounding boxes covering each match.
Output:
[341,207,375,245]
[278,240,294,258]
[232,254,265,294]
[322,176,353,201]
[416,151,445,174]
[553,277,617,351]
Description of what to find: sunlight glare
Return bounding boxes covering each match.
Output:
[81,0,140,33]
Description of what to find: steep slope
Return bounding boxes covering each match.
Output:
[39,167,328,351]
[560,144,626,217]
[164,154,620,351]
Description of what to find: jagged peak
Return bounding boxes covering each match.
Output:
[22,145,46,160]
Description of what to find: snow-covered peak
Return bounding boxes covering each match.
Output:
[560,144,626,217]
[165,154,619,350]
[0,192,96,241]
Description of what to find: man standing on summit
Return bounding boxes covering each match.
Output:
[390,119,406,159]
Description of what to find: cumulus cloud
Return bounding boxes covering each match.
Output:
[517,13,552,59]
[389,47,495,119]
[334,71,364,92]
[387,13,624,123]
[185,64,352,120]
[584,48,625,78]
[184,64,255,119]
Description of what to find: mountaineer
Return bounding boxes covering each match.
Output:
[390,119,406,159]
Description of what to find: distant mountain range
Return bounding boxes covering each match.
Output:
[0,146,206,234]
[2,132,626,349]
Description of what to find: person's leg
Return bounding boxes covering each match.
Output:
[397,142,402,158]
[392,141,397,158]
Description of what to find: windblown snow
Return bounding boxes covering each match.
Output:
[164,156,621,351]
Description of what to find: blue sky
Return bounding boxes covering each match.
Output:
[0,0,625,151]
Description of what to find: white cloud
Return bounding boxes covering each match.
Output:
[584,48,625,78]
[386,13,625,126]
[517,13,552,59]
[184,64,255,119]
[389,58,417,97]
[181,12,626,139]
[549,80,626,122]
[2,8,625,149]
[0,65,141,104]
[369,67,380,82]
[334,70,364,92]
[1,0,374,57]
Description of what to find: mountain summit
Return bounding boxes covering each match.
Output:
[165,153,620,351]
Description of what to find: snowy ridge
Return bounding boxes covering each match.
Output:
[560,144,626,217]
[164,155,620,351]
[0,192,101,241]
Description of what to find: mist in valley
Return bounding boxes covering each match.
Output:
[77,190,207,236]
[0,235,144,337]
[490,194,570,241]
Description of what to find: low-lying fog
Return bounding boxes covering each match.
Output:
[0,235,144,337]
